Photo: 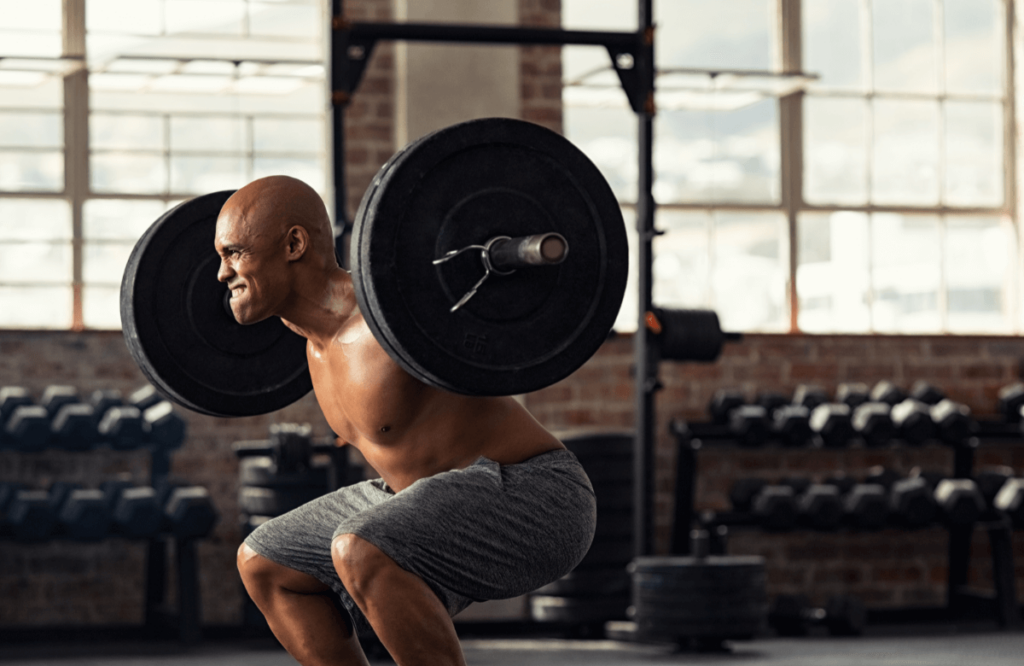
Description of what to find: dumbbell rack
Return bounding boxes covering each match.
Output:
[670,419,1023,630]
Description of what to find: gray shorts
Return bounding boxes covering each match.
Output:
[244,449,596,636]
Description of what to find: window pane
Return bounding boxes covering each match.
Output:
[562,0,636,31]
[86,0,163,35]
[944,100,1002,208]
[253,157,324,191]
[0,151,63,191]
[712,212,788,331]
[653,210,710,309]
[804,96,867,205]
[944,0,1003,96]
[91,114,165,150]
[92,153,167,194]
[871,214,941,332]
[253,118,324,153]
[0,112,62,148]
[171,116,245,152]
[0,242,72,284]
[166,1,246,36]
[0,286,72,328]
[170,156,247,193]
[83,242,135,285]
[249,2,321,39]
[872,99,939,205]
[872,0,938,93]
[83,286,122,329]
[945,216,1013,333]
[0,198,72,240]
[655,99,779,204]
[0,0,61,30]
[564,106,637,203]
[655,0,774,71]
[0,76,62,111]
[83,199,166,240]
[797,212,871,333]
[804,0,864,90]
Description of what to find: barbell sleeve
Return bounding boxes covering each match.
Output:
[487,233,568,272]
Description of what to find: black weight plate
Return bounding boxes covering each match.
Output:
[595,481,633,510]
[351,118,628,396]
[530,594,630,623]
[121,191,312,417]
[535,568,631,597]
[558,431,634,458]
[594,509,633,539]
[580,460,635,485]
[577,538,633,568]
[239,457,331,489]
[628,555,765,573]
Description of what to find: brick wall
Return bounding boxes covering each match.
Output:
[524,333,1024,608]
[519,0,563,134]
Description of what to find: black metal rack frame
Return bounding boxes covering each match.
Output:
[328,0,660,559]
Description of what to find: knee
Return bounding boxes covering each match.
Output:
[331,534,388,603]
[237,543,275,597]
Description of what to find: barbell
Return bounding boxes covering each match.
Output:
[120,118,629,417]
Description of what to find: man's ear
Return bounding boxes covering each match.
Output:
[285,225,309,262]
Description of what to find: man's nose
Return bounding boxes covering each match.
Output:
[217,258,233,283]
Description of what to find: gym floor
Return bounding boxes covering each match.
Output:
[0,628,1020,665]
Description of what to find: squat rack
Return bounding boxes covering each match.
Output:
[329,0,660,559]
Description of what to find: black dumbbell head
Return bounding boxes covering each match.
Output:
[730,478,768,513]
[51,403,98,451]
[5,405,51,452]
[835,383,870,409]
[934,478,985,527]
[0,387,33,424]
[99,406,146,450]
[728,405,769,447]
[112,486,162,538]
[823,474,856,496]
[7,489,56,542]
[129,385,163,412]
[974,465,1014,508]
[891,399,935,445]
[870,380,906,407]
[164,486,218,538]
[773,405,812,446]
[930,399,975,444]
[708,389,745,424]
[993,478,1024,527]
[823,595,866,636]
[755,391,788,416]
[58,489,111,541]
[910,380,945,406]
[890,477,936,528]
[753,485,798,531]
[797,484,843,531]
[792,384,828,411]
[40,385,80,417]
[865,466,900,491]
[843,484,888,530]
[89,389,123,426]
[997,383,1024,422]
[852,402,895,448]
[144,401,186,450]
[809,403,853,448]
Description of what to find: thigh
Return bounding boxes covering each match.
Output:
[334,451,597,615]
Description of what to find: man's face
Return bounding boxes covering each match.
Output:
[214,205,287,325]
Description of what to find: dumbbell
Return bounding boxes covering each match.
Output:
[929,399,976,445]
[98,406,146,450]
[47,481,110,541]
[157,483,219,538]
[792,384,828,411]
[90,389,123,426]
[143,401,187,450]
[708,390,771,446]
[851,402,895,448]
[993,477,1024,528]
[755,391,789,416]
[728,479,797,531]
[790,481,843,531]
[835,382,870,409]
[708,389,744,424]
[769,594,866,637]
[822,475,888,531]
[975,466,1015,511]
[873,468,936,529]
[129,384,164,412]
[907,469,985,527]
[996,383,1024,422]
[909,380,945,405]
[890,399,935,445]
[4,488,57,541]
[0,387,33,448]
[101,480,163,538]
[4,400,51,452]
[51,403,99,451]
[870,380,906,406]
[772,405,812,447]
[809,403,854,448]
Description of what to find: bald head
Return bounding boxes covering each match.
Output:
[220,175,336,266]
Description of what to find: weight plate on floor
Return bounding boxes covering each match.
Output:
[351,118,628,396]
[121,191,312,417]
[530,594,630,623]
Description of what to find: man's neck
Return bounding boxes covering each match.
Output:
[278,266,357,347]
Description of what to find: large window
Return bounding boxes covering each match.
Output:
[564,0,1015,334]
[0,0,328,329]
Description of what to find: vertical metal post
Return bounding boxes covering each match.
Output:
[63,0,87,330]
[633,0,657,559]
[331,0,349,266]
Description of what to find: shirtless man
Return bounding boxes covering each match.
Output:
[224,176,597,666]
